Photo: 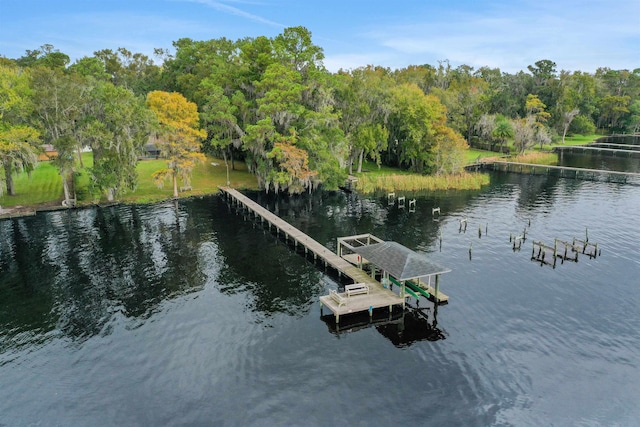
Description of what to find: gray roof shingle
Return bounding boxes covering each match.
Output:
[352,241,450,281]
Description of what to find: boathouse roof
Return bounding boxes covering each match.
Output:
[352,241,450,281]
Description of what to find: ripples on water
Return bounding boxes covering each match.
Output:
[1,173,639,426]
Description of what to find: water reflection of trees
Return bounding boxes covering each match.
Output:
[562,152,640,174]
[0,200,208,346]
[249,188,484,254]
[0,195,341,349]
[212,197,326,317]
[0,219,57,343]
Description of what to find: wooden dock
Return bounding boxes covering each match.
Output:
[588,143,640,151]
[219,187,405,322]
[554,145,640,157]
[486,161,640,180]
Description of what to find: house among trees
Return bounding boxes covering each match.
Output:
[38,144,58,161]
[143,142,161,159]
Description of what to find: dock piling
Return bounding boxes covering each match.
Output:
[388,192,395,205]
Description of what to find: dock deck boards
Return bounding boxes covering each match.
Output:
[319,285,404,320]
[415,280,449,303]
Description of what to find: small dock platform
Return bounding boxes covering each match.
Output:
[318,285,404,324]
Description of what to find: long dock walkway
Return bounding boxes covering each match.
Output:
[588,143,640,151]
[487,161,640,179]
[219,187,405,322]
[554,145,640,156]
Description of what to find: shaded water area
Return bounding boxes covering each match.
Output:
[559,151,640,173]
[558,134,640,174]
[1,172,639,426]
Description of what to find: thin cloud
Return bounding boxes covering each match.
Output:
[179,0,286,28]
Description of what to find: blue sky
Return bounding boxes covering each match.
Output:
[0,0,638,73]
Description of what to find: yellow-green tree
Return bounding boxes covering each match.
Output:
[146,91,206,197]
[525,94,551,124]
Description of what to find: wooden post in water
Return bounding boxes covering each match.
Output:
[531,241,535,258]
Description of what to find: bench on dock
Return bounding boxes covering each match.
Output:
[329,289,347,307]
[345,283,369,297]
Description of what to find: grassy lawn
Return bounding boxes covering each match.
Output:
[0,161,63,208]
[472,134,601,155]
[465,148,498,164]
[1,155,258,209]
[118,157,258,204]
[356,160,411,176]
[360,149,501,170]
[560,134,600,146]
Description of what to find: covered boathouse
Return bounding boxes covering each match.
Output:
[320,234,450,323]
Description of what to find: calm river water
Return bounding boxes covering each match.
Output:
[1,171,639,426]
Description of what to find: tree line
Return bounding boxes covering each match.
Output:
[2,27,639,200]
